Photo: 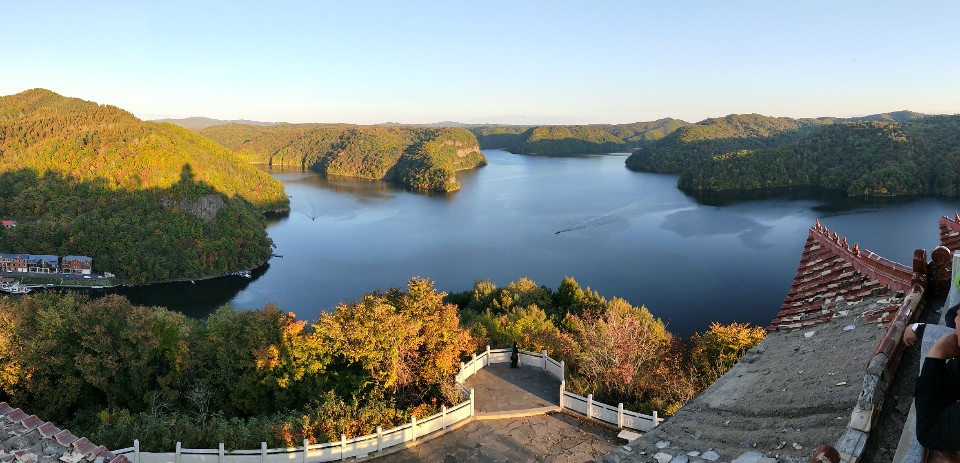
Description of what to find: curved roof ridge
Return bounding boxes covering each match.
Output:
[768,220,911,331]
[938,212,960,251]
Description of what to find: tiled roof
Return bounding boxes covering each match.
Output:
[939,212,960,251]
[767,220,913,331]
[0,402,128,463]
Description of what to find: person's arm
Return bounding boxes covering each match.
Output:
[915,334,960,451]
[904,322,924,347]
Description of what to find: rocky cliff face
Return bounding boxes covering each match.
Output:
[161,193,226,222]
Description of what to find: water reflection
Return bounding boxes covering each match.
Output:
[660,209,774,249]
[117,151,957,337]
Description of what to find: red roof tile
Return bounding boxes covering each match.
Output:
[55,429,79,446]
[768,222,913,331]
[940,213,960,251]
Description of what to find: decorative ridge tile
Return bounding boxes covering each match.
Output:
[38,422,61,438]
[7,408,27,422]
[22,415,43,431]
[55,429,79,446]
[0,402,13,416]
[73,437,98,456]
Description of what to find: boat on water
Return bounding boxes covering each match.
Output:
[0,282,32,294]
[233,270,252,278]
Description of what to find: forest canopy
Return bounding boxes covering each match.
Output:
[0,278,763,451]
[467,119,689,155]
[626,110,960,197]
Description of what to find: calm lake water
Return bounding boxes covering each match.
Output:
[120,149,959,337]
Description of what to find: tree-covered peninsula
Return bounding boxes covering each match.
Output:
[199,124,487,192]
[625,113,832,173]
[678,116,960,196]
[467,119,689,155]
[622,110,960,197]
[0,89,288,284]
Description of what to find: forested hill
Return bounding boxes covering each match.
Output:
[199,124,487,192]
[0,89,288,283]
[678,116,960,196]
[467,119,689,154]
[624,114,832,173]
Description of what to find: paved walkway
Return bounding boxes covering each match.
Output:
[383,413,621,463]
[375,363,621,462]
[466,363,561,413]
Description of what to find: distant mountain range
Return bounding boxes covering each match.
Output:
[153,116,281,131]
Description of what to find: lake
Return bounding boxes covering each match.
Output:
[119,149,959,337]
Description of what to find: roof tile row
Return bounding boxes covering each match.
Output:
[768,221,912,331]
[0,402,129,463]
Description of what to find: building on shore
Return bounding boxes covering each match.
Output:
[27,255,59,273]
[1,254,93,275]
[0,254,29,272]
[1,220,15,228]
[62,255,93,275]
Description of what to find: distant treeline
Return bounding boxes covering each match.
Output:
[199,124,487,192]
[466,119,690,155]
[0,89,287,283]
[624,111,960,197]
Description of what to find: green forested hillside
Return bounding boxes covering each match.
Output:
[467,119,689,155]
[678,116,960,196]
[200,124,487,192]
[0,89,288,283]
[625,113,830,173]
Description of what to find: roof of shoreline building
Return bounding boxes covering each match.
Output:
[0,403,129,463]
[601,220,922,463]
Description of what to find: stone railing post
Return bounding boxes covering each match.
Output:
[260,442,267,463]
[175,442,181,463]
[486,345,491,365]
[134,440,140,463]
[587,394,593,419]
[470,388,476,416]
[218,443,224,463]
[653,410,661,426]
[472,353,478,375]
[560,360,565,379]
[441,405,447,429]
[559,380,565,411]
[411,415,417,441]
[302,439,309,463]
[339,434,346,461]
[542,350,547,371]
[376,426,383,452]
[617,403,624,428]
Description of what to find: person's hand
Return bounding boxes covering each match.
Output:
[904,325,918,347]
[928,333,960,359]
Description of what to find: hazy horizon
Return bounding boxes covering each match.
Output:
[4,1,959,125]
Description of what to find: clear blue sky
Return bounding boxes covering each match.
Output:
[4,1,958,124]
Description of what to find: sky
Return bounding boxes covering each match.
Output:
[4,1,959,125]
